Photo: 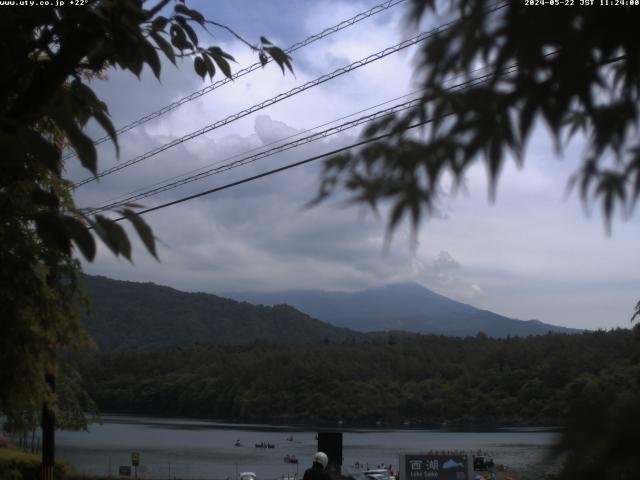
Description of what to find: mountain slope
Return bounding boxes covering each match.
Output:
[224,283,582,337]
[82,275,364,351]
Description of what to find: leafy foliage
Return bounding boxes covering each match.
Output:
[547,322,640,480]
[75,328,639,427]
[0,0,291,428]
[317,0,640,234]
[0,449,70,480]
[554,390,640,480]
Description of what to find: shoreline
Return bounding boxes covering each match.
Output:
[92,412,561,433]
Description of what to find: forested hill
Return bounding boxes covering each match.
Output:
[82,275,365,351]
[224,283,581,337]
[77,328,639,426]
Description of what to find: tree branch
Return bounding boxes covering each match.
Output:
[205,20,257,51]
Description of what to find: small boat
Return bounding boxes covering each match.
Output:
[235,440,242,447]
[286,435,295,442]
[284,454,299,464]
[255,441,275,448]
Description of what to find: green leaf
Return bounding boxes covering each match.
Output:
[35,213,71,255]
[51,94,98,174]
[388,198,407,233]
[627,156,640,210]
[176,15,198,46]
[119,44,145,77]
[30,187,59,207]
[170,24,191,51]
[150,31,176,65]
[187,7,205,26]
[174,4,189,16]
[202,52,215,78]
[141,38,162,79]
[182,22,199,47]
[93,215,132,261]
[21,128,60,172]
[266,46,293,75]
[219,50,235,62]
[62,216,96,261]
[174,4,204,25]
[194,56,206,79]
[92,108,119,156]
[209,47,232,78]
[151,16,168,31]
[120,209,158,260]
[67,126,97,175]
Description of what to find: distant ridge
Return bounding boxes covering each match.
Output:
[224,282,583,337]
[82,275,365,351]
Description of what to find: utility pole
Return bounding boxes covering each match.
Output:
[42,361,55,480]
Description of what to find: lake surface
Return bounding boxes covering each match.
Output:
[56,415,557,480]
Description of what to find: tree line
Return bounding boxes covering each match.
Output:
[75,328,640,426]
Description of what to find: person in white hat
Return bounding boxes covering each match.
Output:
[303,452,332,480]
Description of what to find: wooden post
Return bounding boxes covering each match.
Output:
[42,364,55,480]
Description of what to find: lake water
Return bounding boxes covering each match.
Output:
[56,415,558,480]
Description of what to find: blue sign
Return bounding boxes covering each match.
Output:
[401,454,470,480]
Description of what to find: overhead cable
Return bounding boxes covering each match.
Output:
[63,0,407,161]
[85,68,505,214]
[84,89,423,212]
[108,116,438,223]
[84,91,426,214]
[86,99,420,214]
[103,65,520,221]
[75,20,461,188]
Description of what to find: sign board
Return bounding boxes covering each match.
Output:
[131,452,140,467]
[119,466,131,476]
[400,454,472,480]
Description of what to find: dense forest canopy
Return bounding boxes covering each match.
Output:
[76,328,639,427]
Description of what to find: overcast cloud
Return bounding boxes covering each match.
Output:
[73,0,639,330]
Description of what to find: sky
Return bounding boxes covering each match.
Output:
[71,0,639,331]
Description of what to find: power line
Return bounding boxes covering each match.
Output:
[74,20,460,188]
[85,67,503,215]
[101,67,528,223]
[62,0,407,161]
[87,100,419,214]
[102,58,522,221]
[75,1,508,188]
[84,88,426,212]
[84,93,423,214]
[108,116,436,223]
